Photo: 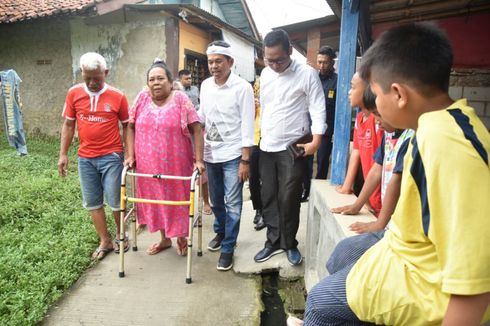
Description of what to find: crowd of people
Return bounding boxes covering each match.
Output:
[57,23,489,325]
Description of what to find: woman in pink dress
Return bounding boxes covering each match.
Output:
[125,61,204,256]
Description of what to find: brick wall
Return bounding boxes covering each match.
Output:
[449,86,490,129]
[450,70,490,130]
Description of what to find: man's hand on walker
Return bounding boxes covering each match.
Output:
[194,161,205,174]
[124,156,135,168]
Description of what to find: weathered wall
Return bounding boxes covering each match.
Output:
[371,13,490,130]
[0,11,168,137]
[0,19,73,136]
[70,11,168,106]
[373,12,490,69]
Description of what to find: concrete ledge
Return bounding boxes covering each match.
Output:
[305,179,376,291]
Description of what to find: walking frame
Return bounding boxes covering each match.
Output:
[118,166,203,284]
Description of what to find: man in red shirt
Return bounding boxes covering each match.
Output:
[58,52,130,260]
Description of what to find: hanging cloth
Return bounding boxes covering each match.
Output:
[0,69,28,155]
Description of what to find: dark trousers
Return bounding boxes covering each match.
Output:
[249,146,262,210]
[303,155,314,198]
[316,132,333,179]
[259,150,305,250]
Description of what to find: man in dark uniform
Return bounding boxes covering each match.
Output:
[302,46,337,201]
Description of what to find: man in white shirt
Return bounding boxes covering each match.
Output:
[199,40,255,271]
[255,30,326,266]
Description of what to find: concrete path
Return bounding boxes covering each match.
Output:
[42,193,308,326]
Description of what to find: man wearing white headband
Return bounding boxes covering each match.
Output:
[198,40,255,271]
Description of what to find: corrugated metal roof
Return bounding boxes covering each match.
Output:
[326,0,490,24]
[126,3,262,47]
[217,0,251,35]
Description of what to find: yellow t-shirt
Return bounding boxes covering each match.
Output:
[346,99,490,325]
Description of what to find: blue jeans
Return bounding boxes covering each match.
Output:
[78,152,124,211]
[205,157,243,254]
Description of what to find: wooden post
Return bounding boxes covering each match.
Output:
[306,28,321,68]
[331,0,359,185]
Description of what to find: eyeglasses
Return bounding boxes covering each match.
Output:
[265,57,288,66]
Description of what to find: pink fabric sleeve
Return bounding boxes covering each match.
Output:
[128,90,148,123]
[176,91,200,137]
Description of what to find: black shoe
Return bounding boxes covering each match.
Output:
[253,209,263,224]
[287,248,303,266]
[254,247,284,263]
[207,234,224,252]
[254,216,266,231]
[217,252,233,271]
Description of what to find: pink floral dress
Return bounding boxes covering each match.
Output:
[129,90,200,237]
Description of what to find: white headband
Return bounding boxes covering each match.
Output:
[206,44,234,59]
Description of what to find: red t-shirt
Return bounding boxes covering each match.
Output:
[353,111,384,215]
[62,83,129,158]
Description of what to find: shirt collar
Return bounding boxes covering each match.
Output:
[83,83,108,97]
[319,69,334,80]
[269,58,297,76]
[213,71,235,88]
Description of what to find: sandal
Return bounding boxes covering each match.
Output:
[92,246,114,260]
[114,235,129,254]
[147,240,172,255]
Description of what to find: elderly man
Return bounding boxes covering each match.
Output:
[199,40,255,271]
[255,30,326,266]
[58,52,129,260]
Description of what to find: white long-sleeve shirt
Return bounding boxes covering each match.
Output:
[259,59,327,152]
[198,72,255,163]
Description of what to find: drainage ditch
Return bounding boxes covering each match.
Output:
[260,271,306,326]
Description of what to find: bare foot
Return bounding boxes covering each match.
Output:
[146,239,172,255]
[136,224,146,234]
[287,316,304,326]
[176,237,188,256]
[203,204,212,215]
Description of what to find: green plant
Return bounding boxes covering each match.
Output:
[0,135,104,325]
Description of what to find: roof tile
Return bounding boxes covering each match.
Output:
[0,0,96,24]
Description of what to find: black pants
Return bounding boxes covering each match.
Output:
[316,132,333,179]
[249,146,262,210]
[303,155,314,198]
[260,150,305,250]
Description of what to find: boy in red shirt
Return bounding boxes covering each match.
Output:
[336,72,383,215]
[58,52,129,260]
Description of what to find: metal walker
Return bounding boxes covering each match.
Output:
[118,166,203,284]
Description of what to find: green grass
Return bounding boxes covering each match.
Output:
[0,135,102,325]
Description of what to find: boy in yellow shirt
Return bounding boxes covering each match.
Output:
[298,23,490,326]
